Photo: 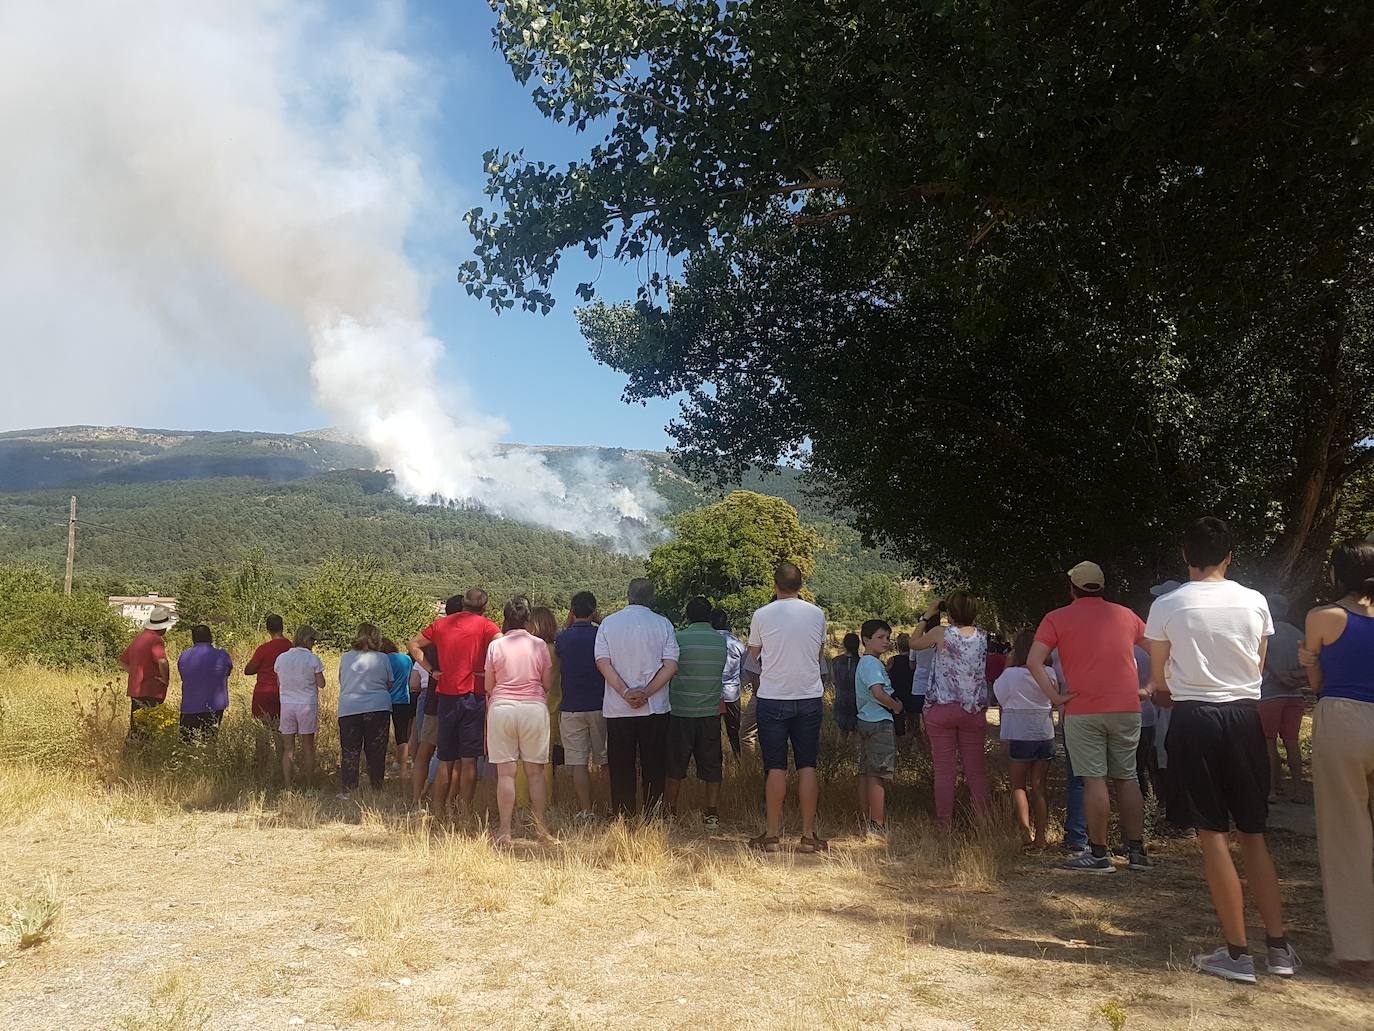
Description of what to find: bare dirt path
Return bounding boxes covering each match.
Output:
[1,773,1368,1031]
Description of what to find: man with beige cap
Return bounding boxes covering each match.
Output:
[1028,561,1150,872]
[119,604,175,738]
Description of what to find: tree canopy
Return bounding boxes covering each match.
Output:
[466,1,1374,617]
[646,491,820,623]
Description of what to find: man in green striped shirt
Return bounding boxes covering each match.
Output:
[665,596,729,826]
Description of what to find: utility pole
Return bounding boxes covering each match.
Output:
[64,495,76,596]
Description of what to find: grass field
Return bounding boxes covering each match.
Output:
[0,662,1368,1030]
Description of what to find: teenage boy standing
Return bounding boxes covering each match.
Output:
[1145,517,1298,984]
[855,619,901,836]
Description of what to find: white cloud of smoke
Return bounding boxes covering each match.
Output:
[0,0,661,552]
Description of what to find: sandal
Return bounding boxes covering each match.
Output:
[797,834,829,854]
[748,832,781,853]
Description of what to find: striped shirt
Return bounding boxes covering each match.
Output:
[670,623,728,717]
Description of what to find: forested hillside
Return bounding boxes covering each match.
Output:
[0,427,910,616]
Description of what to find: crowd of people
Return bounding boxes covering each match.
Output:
[115,520,1374,984]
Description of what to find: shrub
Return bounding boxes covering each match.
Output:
[285,556,435,649]
[0,566,129,669]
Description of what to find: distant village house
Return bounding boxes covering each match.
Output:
[108,594,178,624]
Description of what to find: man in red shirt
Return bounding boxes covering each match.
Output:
[245,614,293,771]
[1029,561,1150,873]
[409,587,500,817]
[119,605,173,738]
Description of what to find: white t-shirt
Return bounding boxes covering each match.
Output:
[748,598,826,701]
[594,604,680,718]
[993,666,1056,741]
[274,647,325,707]
[1144,579,1273,703]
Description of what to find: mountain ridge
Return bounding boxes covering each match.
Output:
[0,426,904,617]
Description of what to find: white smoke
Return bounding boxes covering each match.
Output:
[0,0,661,552]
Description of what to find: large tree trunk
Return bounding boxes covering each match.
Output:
[1262,307,1352,605]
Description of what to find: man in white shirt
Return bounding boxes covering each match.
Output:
[594,578,680,817]
[1145,517,1297,985]
[747,562,828,852]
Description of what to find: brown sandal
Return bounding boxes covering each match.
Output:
[749,832,781,853]
[797,834,829,853]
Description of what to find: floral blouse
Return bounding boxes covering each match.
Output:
[929,626,989,713]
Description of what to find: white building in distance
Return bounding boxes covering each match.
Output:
[107,594,178,625]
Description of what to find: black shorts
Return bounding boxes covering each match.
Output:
[392,702,416,746]
[436,693,486,761]
[1166,700,1269,834]
[664,714,723,783]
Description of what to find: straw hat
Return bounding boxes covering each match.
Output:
[144,605,176,631]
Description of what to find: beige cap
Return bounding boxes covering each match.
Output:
[1068,561,1105,591]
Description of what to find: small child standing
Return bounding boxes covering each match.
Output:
[993,629,1058,850]
[855,619,903,837]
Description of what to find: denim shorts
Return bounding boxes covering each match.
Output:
[756,696,823,772]
[1007,738,1055,762]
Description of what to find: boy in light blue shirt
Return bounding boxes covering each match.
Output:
[855,619,903,836]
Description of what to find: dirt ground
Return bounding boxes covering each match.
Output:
[2,765,1370,1031]
[1,668,1368,1030]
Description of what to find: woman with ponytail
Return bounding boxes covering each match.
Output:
[1302,538,1374,980]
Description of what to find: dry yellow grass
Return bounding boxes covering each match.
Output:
[0,662,1368,1030]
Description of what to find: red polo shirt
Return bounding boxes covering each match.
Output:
[249,637,293,718]
[1034,597,1145,715]
[420,611,501,696]
[121,630,168,700]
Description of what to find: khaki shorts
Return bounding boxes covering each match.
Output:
[486,700,550,765]
[857,718,896,779]
[410,704,438,748]
[1064,711,1141,780]
[559,710,607,766]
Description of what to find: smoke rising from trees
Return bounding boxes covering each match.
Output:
[0,0,660,551]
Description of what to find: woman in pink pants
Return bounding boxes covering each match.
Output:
[911,592,990,826]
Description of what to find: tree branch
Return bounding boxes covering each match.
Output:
[605,177,1027,227]
[1345,442,1374,476]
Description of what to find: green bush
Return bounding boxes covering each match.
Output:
[285,556,435,648]
[0,565,129,669]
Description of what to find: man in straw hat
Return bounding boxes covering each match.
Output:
[119,604,175,738]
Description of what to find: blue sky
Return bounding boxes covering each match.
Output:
[4,1,679,451]
[409,3,679,451]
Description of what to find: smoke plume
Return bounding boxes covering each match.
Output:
[0,0,661,551]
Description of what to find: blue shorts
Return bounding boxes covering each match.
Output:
[1008,739,1055,762]
[436,693,486,761]
[757,696,823,772]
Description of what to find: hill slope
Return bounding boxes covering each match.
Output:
[0,427,907,612]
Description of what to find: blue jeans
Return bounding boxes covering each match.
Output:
[756,696,823,772]
[1063,740,1087,849]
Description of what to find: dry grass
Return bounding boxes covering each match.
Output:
[0,663,1368,1030]
[3,875,62,949]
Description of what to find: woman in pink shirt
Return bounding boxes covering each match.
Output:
[485,597,555,844]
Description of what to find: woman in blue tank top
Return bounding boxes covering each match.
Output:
[1302,538,1374,980]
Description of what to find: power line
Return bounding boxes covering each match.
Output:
[64,519,183,548]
